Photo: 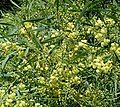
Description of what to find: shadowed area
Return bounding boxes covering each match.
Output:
[0,0,21,17]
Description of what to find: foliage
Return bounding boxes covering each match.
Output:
[0,0,120,107]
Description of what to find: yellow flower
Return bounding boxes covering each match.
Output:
[19,83,25,90]
[54,89,61,96]
[95,19,103,26]
[78,42,84,47]
[96,69,100,73]
[68,32,76,39]
[38,77,45,84]
[20,28,26,34]
[104,39,110,46]
[115,47,120,56]
[24,22,32,29]
[0,103,4,107]
[67,22,74,30]
[100,28,107,34]
[0,89,5,97]
[105,18,115,25]
[5,99,13,106]
[95,33,103,41]
[51,30,59,37]
[110,43,119,51]
[101,39,110,47]
[81,40,87,43]
[11,86,17,92]
[35,103,40,107]
[27,65,32,70]
[74,45,79,51]
[8,93,16,99]
[19,101,26,107]
[24,65,32,71]
[87,27,93,33]
[78,63,85,68]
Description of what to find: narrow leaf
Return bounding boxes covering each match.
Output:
[2,52,16,70]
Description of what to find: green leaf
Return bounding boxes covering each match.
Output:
[32,34,43,50]
[0,22,14,26]
[80,0,105,17]
[31,26,48,32]
[10,0,21,9]
[22,15,54,23]
[24,47,30,57]
[41,37,57,44]
[8,27,18,36]
[2,52,16,70]
[18,38,35,50]
[55,0,60,12]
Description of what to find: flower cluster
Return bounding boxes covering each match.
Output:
[92,56,112,73]
[0,84,26,107]
[110,43,120,56]
[0,41,25,56]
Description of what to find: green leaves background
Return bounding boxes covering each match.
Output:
[0,0,120,107]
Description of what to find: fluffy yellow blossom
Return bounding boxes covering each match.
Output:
[19,101,26,107]
[110,43,119,51]
[101,39,110,47]
[51,30,59,37]
[85,89,91,96]
[5,99,13,106]
[78,63,85,68]
[20,27,26,34]
[56,89,61,96]
[67,22,74,30]
[68,32,76,39]
[24,22,32,29]
[50,75,58,85]
[92,56,112,73]
[0,89,5,97]
[24,65,32,71]
[8,93,16,99]
[74,45,79,51]
[115,47,120,56]
[19,83,25,90]
[38,76,45,84]
[1,42,11,48]
[78,40,87,46]
[78,40,88,49]
[0,103,4,107]
[81,40,87,43]
[11,86,17,92]
[95,19,103,26]
[35,103,41,107]
[78,42,84,47]
[70,76,80,84]
[95,33,104,41]
[105,18,115,25]
[15,100,26,107]
[100,27,107,34]
[87,27,93,33]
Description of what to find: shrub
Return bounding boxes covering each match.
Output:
[0,0,120,106]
